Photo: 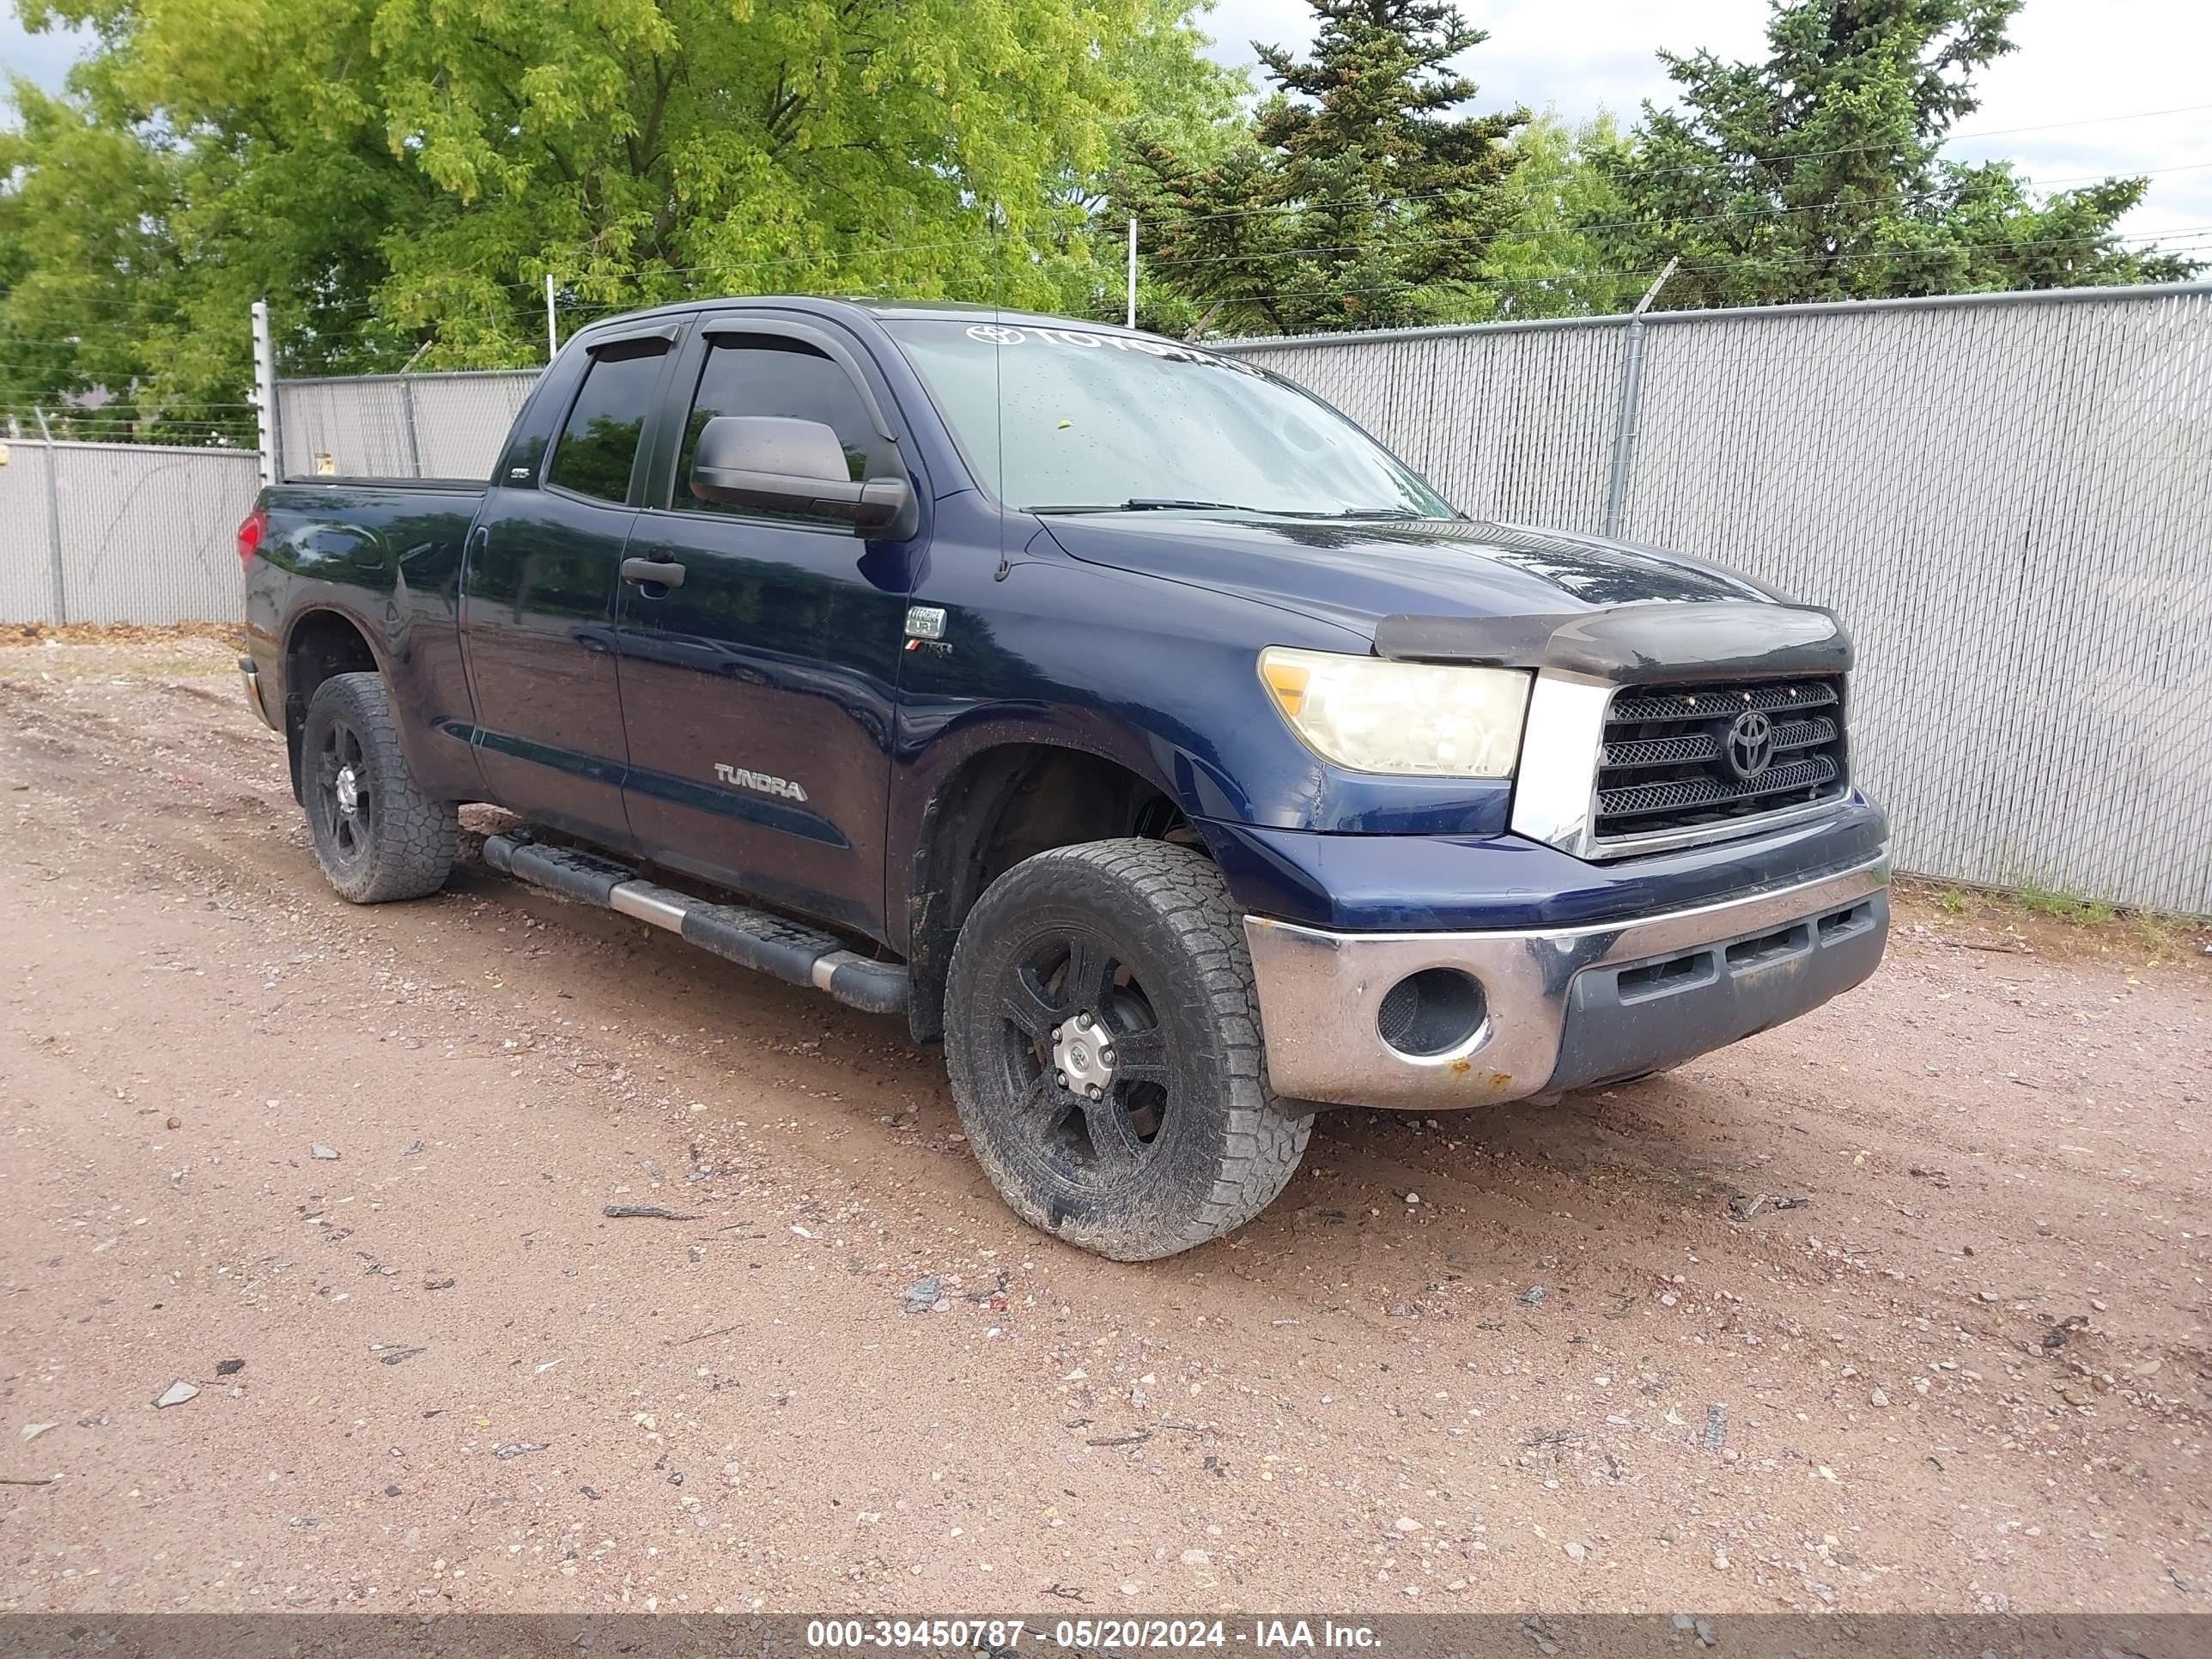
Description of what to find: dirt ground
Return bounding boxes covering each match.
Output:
[1,631,2207,1618]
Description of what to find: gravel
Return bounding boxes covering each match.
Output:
[3,639,2207,1617]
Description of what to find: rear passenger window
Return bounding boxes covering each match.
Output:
[676,337,878,514]
[546,341,666,502]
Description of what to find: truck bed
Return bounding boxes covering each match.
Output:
[277,475,489,493]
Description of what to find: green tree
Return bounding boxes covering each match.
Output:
[1473,112,1641,320]
[1593,0,2197,310]
[0,0,1232,438]
[1115,0,1528,337]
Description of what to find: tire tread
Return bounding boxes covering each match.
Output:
[946,838,1310,1260]
[302,672,456,904]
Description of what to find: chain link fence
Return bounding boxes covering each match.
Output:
[1235,314,1633,531]
[275,371,541,481]
[1235,283,2212,915]
[0,438,261,626]
[258,283,2212,912]
[1625,293,2209,921]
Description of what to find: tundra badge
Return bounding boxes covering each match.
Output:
[714,763,809,803]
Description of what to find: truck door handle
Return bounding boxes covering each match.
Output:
[622,556,686,589]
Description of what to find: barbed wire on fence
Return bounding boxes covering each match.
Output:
[1178,228,2212,322]
[1146,155,2212,231]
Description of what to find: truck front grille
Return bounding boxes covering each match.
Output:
[1593,676,1849,848]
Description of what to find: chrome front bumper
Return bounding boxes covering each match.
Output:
[1243,853,1890,1110]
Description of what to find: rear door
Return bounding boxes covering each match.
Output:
[612,317,917,942]
[460,325,679,845]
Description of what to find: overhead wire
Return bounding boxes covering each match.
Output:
[1178,226,2212,315]
[1156,135,2212,228]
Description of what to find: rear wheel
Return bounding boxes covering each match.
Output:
[301,672,456,903]
[944,839,1311,1261]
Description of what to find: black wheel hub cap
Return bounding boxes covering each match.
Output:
[994,929,1173,1186]
[313,718,373,871]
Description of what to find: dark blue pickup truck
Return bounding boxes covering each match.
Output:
[239,297,1889,1259]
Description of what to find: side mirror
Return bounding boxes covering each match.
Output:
[689,415,915,537]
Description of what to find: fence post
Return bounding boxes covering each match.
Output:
[1127,218,1138,330]
[1602,258,1678,541]
[32,409,67,625]
[251,299,281,488]
[398,376,424,478]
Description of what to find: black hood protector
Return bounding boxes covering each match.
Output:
[1373,599,1851,684]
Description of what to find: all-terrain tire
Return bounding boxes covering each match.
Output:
[943,839,1312,1261]
[300,672,456,904]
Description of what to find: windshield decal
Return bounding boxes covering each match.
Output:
[963,323,1251,372]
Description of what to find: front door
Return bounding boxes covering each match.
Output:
[613,323,916,942]
[460,331,677,847]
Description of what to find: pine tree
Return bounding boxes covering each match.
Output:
[1593,0,2196,310]
[1116,0,1528,335]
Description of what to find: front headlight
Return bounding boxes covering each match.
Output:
[1258,647,1530,778]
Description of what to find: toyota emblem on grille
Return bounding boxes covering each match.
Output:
[1723,709,1777,780]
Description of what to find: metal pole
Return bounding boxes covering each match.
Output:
[545,275,558,362]
[250,299,281,488]
[398,375,424,479]
[1127,219,1138,330]
[1602,258,1678,541]
[33,409,67,625]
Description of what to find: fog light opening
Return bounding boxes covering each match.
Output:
[1376,968,1488,1059]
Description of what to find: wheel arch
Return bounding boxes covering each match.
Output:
[280,607,385,799]
[901,737,1204,1046]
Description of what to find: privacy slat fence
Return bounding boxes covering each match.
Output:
[274,370,542,482]
[1232,284,2212,916]
[0,438,261,627]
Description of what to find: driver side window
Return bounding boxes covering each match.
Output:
[675,337,876,516]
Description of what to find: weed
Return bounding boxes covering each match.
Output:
[2014,883,2114,926]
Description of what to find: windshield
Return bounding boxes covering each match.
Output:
[884,319,1455,519]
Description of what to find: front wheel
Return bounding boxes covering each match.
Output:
[944,839,1312,1261]
[300,672,456,903]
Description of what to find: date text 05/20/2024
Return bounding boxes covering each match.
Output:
[803,1620,1381,1650]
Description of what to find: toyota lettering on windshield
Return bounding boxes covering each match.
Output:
[887,319,1453,520]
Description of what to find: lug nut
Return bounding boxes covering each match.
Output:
[1075,1012,1091,1030]
[1054,1071,1066,1087]
[1100,1048,1115,1065]
[1086,1084,1103,1102]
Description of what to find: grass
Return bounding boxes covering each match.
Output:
[2126,908,2191,958]
[2014,881,2116,926]
[1903,875,2204,964]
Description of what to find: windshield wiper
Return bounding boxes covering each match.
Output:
[1027,497,1265,514]
[1272,506,1429,520]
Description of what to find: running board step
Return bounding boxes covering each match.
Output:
[483,834,907,1017]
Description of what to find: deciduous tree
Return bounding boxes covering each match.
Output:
[1473,112,1641,320]
[1,0,1231,433]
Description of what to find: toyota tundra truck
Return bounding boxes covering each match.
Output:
[237,297,1890,1260]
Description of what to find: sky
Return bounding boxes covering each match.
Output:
[1200,0,2212,242]
[3,0,2208,245]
